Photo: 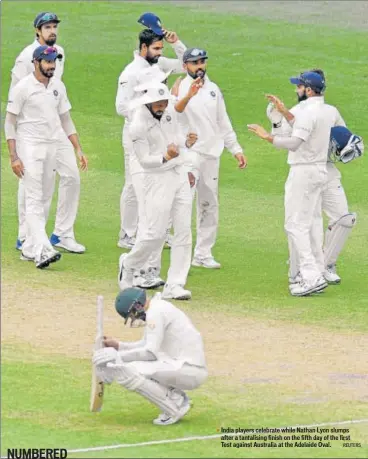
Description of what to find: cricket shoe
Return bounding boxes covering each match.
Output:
[50,234,85,253]
[162,284,192,300]
[192,256,221,269]
[134,268,165,289]
[324,265,341,284]
[117,234,136,250]
[36,249,62,269]
[16,238,24,251]
[288,272,302,286]
[153,390,191,426]
[290,276,328,297]
[118,253,134,290]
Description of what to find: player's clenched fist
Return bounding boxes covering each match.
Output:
[103,336,119,350]
[186,132,198,148]
[93,347,118,367]
[165,143,179,160]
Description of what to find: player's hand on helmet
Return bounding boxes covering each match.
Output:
[93,347,118,367]
[78,151,88,171]
[163,29,178,43]
[165,143,179,160]
[171,77,183,97]
[235,153,247,169]
[186,132,198,148]
[103,337,119,350]
[187,77,203,98]
[265,94,286,115]
[11,156,25,178]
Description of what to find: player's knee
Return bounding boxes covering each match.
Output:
[329,212,357,229]
[115,366,145,391]
[59,173,80,187]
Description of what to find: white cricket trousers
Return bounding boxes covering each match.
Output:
[284,164,327,284]
[193,155,220,260]
[119,123,138,238]
[124,168,192,287]
[125,359,208,391]
[132,173,165,272]
[17,140,57,260]
[17,130,80,240]
[288,163,349,278]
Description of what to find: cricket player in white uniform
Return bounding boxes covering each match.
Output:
[115,13,187,250]
[265,68,362,285]
[92,288,207,425]
[5,46,86,269]
[10,12,87,254]
[174,48,247,269]
[118,83,197,300]
[128,68,201,290]
[248,72,345,296]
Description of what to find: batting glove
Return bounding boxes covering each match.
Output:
[93,347,118,367]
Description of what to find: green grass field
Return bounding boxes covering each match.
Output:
[1,1,368,458]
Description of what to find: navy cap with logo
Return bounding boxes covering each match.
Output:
[137,12,164,36]
[32,45,63,62]
[183,47,208,63]
[289,71,326,93]
[34,12,60,29]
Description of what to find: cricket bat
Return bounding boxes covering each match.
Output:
[90,295,105,412]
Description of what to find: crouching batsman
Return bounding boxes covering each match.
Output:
[92,287,208,425]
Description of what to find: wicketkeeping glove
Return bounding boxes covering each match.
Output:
[266,103,283,127]
[93,347,118,367]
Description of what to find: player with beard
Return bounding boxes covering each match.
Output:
[266,69,360,286]
[172,48,247,270]
[248,72,345,296]
[5,46,85,269]
[115,15,187,253]
[9,12,87,255]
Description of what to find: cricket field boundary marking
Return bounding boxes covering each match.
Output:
[66,418,368,454]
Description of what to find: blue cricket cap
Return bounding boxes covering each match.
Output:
[32,45,62,62]
[290,71,326,93]
[138,12,164,36]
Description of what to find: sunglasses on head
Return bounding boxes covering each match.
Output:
[42,46,58,55]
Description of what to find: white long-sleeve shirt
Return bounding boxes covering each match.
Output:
[9,40,65,91]
[115,41,186,122]
[128,103,196,175]
[118,294,207,368]
[176,74,243,159]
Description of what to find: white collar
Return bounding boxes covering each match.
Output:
[133,50,151,67]
[303,96,325,105]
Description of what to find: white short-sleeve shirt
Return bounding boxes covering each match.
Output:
[7,73,71,144]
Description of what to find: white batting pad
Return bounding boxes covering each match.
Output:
[324,213,357,266]
[111,363,180,417]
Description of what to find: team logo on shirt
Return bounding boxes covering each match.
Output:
[166,115,172,122]
[53,90,58,97]
[210,91,216,98]
[147,322,155,329]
